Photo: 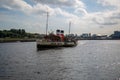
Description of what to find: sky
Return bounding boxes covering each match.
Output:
[0,0,120,35]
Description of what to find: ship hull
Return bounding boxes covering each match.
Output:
[37,40,64,50]
[63,41,77,47]
[36,40,77,50]
[37,44,62,50]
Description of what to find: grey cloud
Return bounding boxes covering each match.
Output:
[93,17,118,26]
[91,10,120,26]
[110,12,120,19]
[101,22,118,25]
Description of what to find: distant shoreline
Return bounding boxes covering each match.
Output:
[0,38,120,43]
[0,38,36,43]
[79,39,120,41]
[78,39,120,40]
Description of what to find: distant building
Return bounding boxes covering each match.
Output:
[92,34,108,40]
[110,31,120,39]
[100,35,108,39]
[67,34,75,37]
[81,33,91,38]
[92,34,97,37]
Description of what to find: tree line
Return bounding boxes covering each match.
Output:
[0,29,35,38]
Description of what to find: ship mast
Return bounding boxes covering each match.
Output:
[46,11,49,35]
[69,21,71,35]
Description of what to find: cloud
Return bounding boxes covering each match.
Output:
[0,0,81,17]
[0,0,32,13]
[110,11,120,19]
[32,4,54,15]
[93,17,118,25]
[81,7,120,27]
[54,8,78,18]
[0,0,55,15]
[74,8,88,15]
[33,0,85,8]
[97,0,120,8]
[0,0,82,23]
[94,0,120,26]
[0,0,120,35]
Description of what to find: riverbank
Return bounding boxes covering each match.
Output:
[0,38,36,43]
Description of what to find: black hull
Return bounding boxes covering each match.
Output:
[37,44,62,50]
[63,44,77,47]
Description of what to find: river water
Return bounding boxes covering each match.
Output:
[0,40,120,80]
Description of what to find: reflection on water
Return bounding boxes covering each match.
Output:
[0,40,120,80]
